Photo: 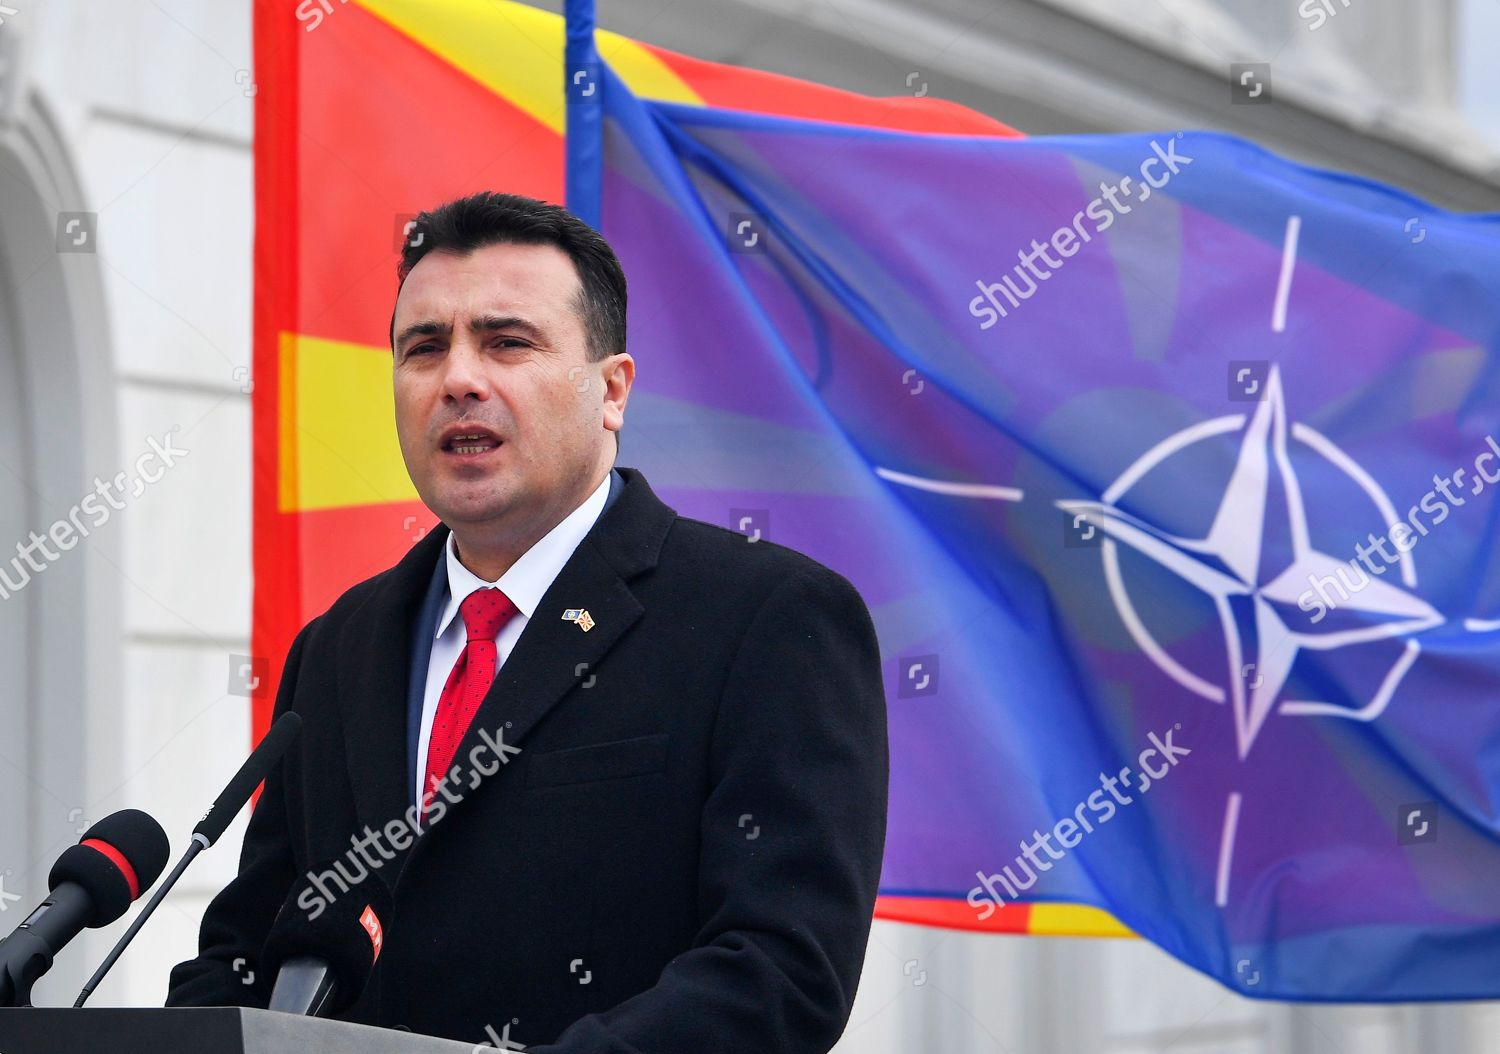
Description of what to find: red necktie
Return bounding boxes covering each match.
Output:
[423,587,518,818]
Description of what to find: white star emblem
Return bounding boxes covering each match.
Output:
[1059,365,1442,760]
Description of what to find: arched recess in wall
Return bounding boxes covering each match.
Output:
[0,82,123,991]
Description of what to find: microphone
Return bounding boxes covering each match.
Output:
[195,710,304,848]
[263,865,391,1017]
[0,810,170,1007]
[73,710,303,1007]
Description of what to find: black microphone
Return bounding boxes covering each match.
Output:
[263,864,392,1016]
[195,710,304,847]
[0,810,170,1007]
[73,711,304,1007]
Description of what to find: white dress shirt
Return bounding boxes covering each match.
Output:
[415,470,613,804]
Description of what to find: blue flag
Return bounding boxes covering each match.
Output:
[571,25,1500,1000]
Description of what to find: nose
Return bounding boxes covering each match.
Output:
[438,337,492,405]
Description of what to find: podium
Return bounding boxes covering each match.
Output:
[0,1007,482,1052]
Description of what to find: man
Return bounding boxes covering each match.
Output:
[167,192,890,1052]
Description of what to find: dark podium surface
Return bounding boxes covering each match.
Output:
[0,1007,481,1052]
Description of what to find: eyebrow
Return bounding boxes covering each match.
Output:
[394,313,545,354]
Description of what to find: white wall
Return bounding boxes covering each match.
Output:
[9,0,255,1010]
[1457,0,1500,148]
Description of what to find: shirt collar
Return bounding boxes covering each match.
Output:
[435,469,614,640]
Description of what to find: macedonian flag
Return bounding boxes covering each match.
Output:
[252,0,1135,942]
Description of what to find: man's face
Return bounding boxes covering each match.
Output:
[391,241,629,534]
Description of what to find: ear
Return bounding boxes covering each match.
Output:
[600,353,635,435]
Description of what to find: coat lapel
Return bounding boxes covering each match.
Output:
[434,466,676,809]
[337,525,449,836]
[336,468,677,841]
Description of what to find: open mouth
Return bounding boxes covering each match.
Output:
[440,428,503,457]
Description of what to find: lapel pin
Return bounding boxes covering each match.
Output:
[562,607,596,632]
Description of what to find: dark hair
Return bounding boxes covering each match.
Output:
[390,192,627,363]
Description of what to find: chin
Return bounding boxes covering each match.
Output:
[434,487,515,524]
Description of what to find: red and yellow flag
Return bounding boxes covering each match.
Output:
[252,0,1121,937]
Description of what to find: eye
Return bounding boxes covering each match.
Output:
[495,338,530,349]
[406,344,436,357]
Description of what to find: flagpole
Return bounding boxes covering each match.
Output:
[564,0,603,229]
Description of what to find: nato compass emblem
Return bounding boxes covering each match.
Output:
[1048,215,1470,906]
[1055,361,1443,904]
[1058,362,1443,762]
[871,214,1497,910]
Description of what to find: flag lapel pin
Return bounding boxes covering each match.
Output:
[561,607,595,632]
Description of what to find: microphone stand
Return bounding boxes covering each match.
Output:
[73,835,208,1008]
